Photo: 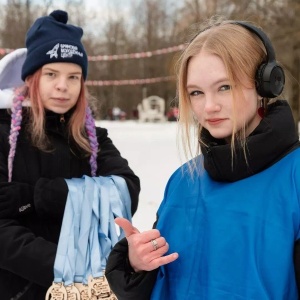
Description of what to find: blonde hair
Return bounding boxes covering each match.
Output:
[176,18,268,171]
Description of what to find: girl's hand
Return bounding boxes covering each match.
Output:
[115,217,179,272]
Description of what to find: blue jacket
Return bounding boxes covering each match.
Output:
[152,149,300,299]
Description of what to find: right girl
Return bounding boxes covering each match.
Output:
[106,18,300,299]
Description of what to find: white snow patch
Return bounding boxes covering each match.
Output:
[96,120,184,232]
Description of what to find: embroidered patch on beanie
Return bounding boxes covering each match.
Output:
[46,43,84,60]
[21,10,88,81]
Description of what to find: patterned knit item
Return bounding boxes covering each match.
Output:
[8,92,24,182]
[85,106,99,176]
[22,10,88,81]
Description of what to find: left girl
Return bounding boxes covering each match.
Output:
[0,10,140,299]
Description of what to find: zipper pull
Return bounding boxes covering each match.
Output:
[60,114,65,123]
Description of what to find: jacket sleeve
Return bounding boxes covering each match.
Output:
[0,180,59,287]
[0,159,57,287]
[0,218,56,287]
[0,124,56,287]
[105,238,158,300]
[22,128,141,220]
[0,177,68,220]
[33,177,68,219]
[0,181,34,218]
[34,128,141,219]
[96,127,140,215]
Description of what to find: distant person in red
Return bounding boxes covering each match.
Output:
[167,107,179,121]
[132,106,139,120]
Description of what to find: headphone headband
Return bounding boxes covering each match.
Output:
[232,21,284,98]
[232,21,276,63]
[189,20,284,98]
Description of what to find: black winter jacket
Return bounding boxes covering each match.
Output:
[0,109,140,299]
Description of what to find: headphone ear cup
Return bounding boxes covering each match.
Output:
[255,61,285,98]
[255,63,267,97]
[269,64,285,97]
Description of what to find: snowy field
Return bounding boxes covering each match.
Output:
[96,120,185,232]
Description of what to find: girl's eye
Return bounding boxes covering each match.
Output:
[189,90,203,97]
[45,72,55,77]
[70,75,80,80]
[219,85,231,91]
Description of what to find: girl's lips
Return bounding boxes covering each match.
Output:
[207,118,226,125]
[52,98,69,102]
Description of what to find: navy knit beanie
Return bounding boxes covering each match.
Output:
[21,10,88,81]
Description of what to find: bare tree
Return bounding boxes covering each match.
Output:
[0,0,299,121]
[88,0,179,119]
[0,0,54,49]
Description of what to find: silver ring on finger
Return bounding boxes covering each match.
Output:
[151,239,158,251]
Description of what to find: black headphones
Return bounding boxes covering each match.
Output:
[233,21,285,98]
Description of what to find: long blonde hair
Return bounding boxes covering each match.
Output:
[176,18,268,169]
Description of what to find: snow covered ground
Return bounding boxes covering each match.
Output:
[96,120,185,232]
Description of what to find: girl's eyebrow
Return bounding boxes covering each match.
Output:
[186,84,200,89]
[69,72,82,75]
[187,77,230,89]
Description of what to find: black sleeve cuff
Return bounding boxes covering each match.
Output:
[106,238,158,300]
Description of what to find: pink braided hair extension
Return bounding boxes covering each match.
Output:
[85,106,99,176]
[8,92,24,182]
